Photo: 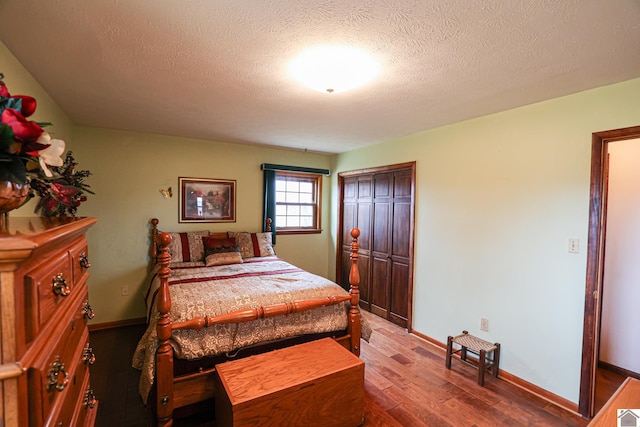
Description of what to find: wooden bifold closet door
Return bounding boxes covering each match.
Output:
[338,163,415,329]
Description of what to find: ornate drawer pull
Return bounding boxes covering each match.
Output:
[82,301,95,320]
[79,252,91,269]
[83,343,96,365]
[84,386,97,409]
[46,358,68,392]
[52,273,70,297]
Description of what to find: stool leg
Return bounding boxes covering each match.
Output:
[493,343,501,378]
[445,336,453,369]
[478,349,486,386]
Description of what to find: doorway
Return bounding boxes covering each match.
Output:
[579,125,640,417]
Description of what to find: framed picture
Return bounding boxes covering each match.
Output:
[179,177,236,223]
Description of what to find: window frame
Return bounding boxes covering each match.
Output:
[274,171,322,235]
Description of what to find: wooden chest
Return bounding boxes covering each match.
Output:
[0,217,98,426]
[215,337,365,427]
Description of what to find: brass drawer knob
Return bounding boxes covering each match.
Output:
[84,386,97,409]
[46,357,68,392]
[82,301,95,320]
[79,252,91,269]
[52,273,70,297]
[83,343,96,365]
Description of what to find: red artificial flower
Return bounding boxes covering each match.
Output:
[0,82,37,117]
[1,108,45,149]
[12,95,37,117]
[50,182,80,205]
[43,197,60,215]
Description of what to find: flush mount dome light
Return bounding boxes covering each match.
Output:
[289,45,380,94]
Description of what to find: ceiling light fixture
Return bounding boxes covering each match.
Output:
[289,45,380,94]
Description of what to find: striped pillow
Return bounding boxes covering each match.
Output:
[166,231,210,262]
[227,232,275,259]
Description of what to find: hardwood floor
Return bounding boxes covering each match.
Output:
[89,312,592,426]
[594,365,627,412]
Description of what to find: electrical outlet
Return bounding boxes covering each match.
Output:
[121,285,129,296]
[480,318,489,332]
[568,238,579,254]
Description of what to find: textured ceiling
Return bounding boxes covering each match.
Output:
[0,0,639,154]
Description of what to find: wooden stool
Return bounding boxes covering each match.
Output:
[445,330,500,386]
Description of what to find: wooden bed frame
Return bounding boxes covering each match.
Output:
[148,218,362,426]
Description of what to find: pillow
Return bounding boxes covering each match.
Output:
[166,231,210,262]
[202,236,236,249]
[204,243,243,266]
[227,232,276,259]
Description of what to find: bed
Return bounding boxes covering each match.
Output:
[132,218,366,426]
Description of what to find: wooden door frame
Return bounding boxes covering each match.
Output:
[579,125,640,417]
[336,161,416,331]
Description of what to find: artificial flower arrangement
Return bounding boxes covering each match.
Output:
[0,72,93,216]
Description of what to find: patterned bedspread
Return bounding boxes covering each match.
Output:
[132,256,364,403]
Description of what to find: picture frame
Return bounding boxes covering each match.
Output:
[179,177,236,223]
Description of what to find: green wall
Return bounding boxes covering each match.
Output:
[72,127,334,324]
[331,77,640,404]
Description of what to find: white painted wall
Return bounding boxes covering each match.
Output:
[600,138,640,374]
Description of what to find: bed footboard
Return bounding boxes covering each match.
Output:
[152,222,361,427]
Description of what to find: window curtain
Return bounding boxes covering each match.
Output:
[263,169,277,243]
[261,164,330,244]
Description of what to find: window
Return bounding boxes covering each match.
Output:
[274,171,321,233]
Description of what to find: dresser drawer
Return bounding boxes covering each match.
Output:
[68,366,99,427]
[46,361,90,427]
[69,237,91,287]
[28,293,91,427]
[25,250,76,340]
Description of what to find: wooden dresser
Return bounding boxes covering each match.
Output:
[0,216,98,427]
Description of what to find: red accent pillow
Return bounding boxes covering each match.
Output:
[202,236,236,249]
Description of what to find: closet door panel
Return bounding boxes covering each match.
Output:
[393,171,412,198]
[372,203,390,255]
[392,202,411,258]
[374,173,392,198]
[357,203,372,253]
[389,261,409,325]
[370,256,389,318]
[357,253,371,310]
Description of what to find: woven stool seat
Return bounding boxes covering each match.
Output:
[445,330,500,386]
[451,333,497,353]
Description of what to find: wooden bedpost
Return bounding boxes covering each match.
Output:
[155,232,174,427]
[348,228,362,356]
[150,218,159,265]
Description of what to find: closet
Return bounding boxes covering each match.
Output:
[338,162,415,328]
